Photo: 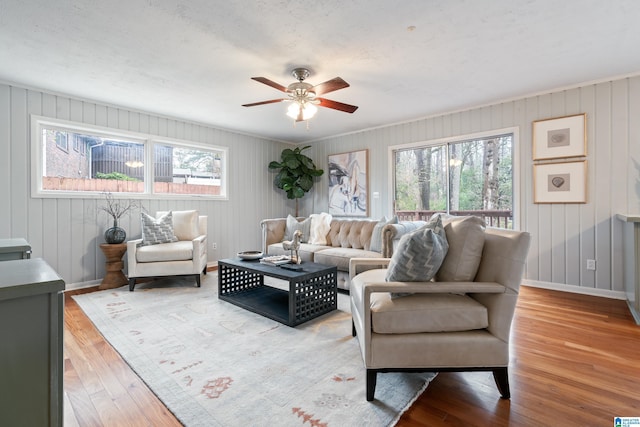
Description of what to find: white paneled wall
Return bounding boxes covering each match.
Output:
[2,75,639,295]
[309,76,640,296]
[0,83,290,285]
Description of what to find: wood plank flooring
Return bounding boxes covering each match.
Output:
[63,285,640,426]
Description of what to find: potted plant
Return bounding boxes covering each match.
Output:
[99,192,140,244]
[269,146,324,216]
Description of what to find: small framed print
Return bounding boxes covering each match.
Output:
[533,113,586,160]
[534,161,587,204]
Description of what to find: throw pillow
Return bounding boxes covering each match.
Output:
[284,215,311,243]
[435,215,486,282]
[308,212,332,245]
[369,215,398,253]
[385,215,448,282]
[157,210,199,241]
[141,211,178,246]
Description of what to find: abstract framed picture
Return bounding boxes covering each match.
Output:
[328,149,368,217]
[534,160,587,204]
[532,113,586,160]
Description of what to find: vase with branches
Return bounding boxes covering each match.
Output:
[99,192,141,244]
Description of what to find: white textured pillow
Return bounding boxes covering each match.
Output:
[308,212,332,245]
[141,212,178,246]
[435,215,486,282]
[284,215,311,243]
[385,215,448,282]
[162,210,199,241]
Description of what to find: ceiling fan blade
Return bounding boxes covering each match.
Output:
[317,98,359,113]
[242,99,285,107]
[251,77,287,92]
[311,77,350,96]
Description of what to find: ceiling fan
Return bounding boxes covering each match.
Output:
[242,68,358,122]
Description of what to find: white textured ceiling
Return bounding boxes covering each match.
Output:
[1,0,640,143]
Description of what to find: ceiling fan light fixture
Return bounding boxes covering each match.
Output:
[286,101,317,121]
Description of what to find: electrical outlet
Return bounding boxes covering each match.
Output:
[586,259,596,271]
[212,242,217,250]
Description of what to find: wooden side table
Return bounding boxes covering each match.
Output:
[99,243,128,290]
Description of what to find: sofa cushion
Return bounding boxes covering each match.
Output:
[136,240,193,262]
[141,212,178,246]
[158,210,199,241]
[369,292,489,333]
[435,215,486,282]
[385,215,448,282]
[369,216,398,253]
[314,247,382,272]
[309,212,332,245]
[284,215,311,243]
[328,219,378,249]
[267,242,327,263]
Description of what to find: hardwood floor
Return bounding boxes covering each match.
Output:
[63,286,640,426]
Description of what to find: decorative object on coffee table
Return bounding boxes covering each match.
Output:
[99,243,127,289]
[282,229,302,264]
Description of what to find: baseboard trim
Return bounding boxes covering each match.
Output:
[64,279,102,292]
[522,280,627,300]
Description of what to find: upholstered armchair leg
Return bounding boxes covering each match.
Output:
[195,274,201,287]
[366,369,377,401]
[492,367,511,399]
[203,266,207,275]
[352,320,357,337]
[128,278,136,292]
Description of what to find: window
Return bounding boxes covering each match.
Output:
[392,131,515,228]
[32,116,228,199]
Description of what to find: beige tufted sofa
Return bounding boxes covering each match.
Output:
[261,217,424,291]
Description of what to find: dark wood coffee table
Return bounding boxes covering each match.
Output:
[218,258,337,327]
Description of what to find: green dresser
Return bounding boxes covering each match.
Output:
[0,258,65,426]
[0,238,32,260]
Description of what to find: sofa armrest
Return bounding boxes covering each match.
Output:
[349,257,391,279]
[380,221,426,258]
[260,218,288,254]
[359,280,507,296]
[127,238,143,276]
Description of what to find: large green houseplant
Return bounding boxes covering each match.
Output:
[269,146,324,216]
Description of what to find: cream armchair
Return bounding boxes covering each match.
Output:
[349,226,530,401]
[127,211,208,291]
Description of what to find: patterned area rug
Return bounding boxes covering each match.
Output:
[73,273,435,426]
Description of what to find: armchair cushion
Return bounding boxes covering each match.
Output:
[160,210,199,241]
[135,240,194,263]
[385,215,448,282]
[371,293,489,334]
[436,215,486,282]
[141,212,178,246]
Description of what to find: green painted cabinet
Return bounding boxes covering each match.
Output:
[0,238,31,260]
[0,258,65,426]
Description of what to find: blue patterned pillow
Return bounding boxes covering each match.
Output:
[385,215,448,282]
[369,216,398,253]
[141,211,178,246]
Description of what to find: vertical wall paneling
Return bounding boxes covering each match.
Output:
[308,76,639,295]
[1,82,286,285]
[10,87,28,239]
[0,85,11,237]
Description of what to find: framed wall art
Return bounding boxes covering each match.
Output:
[532,113,586,160]
[328,149,368,217]
[534,160,587,204]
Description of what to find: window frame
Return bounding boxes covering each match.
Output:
[387,127,521,229]
[31,115,229,200]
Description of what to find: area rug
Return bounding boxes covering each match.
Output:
[73,273,435,426]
